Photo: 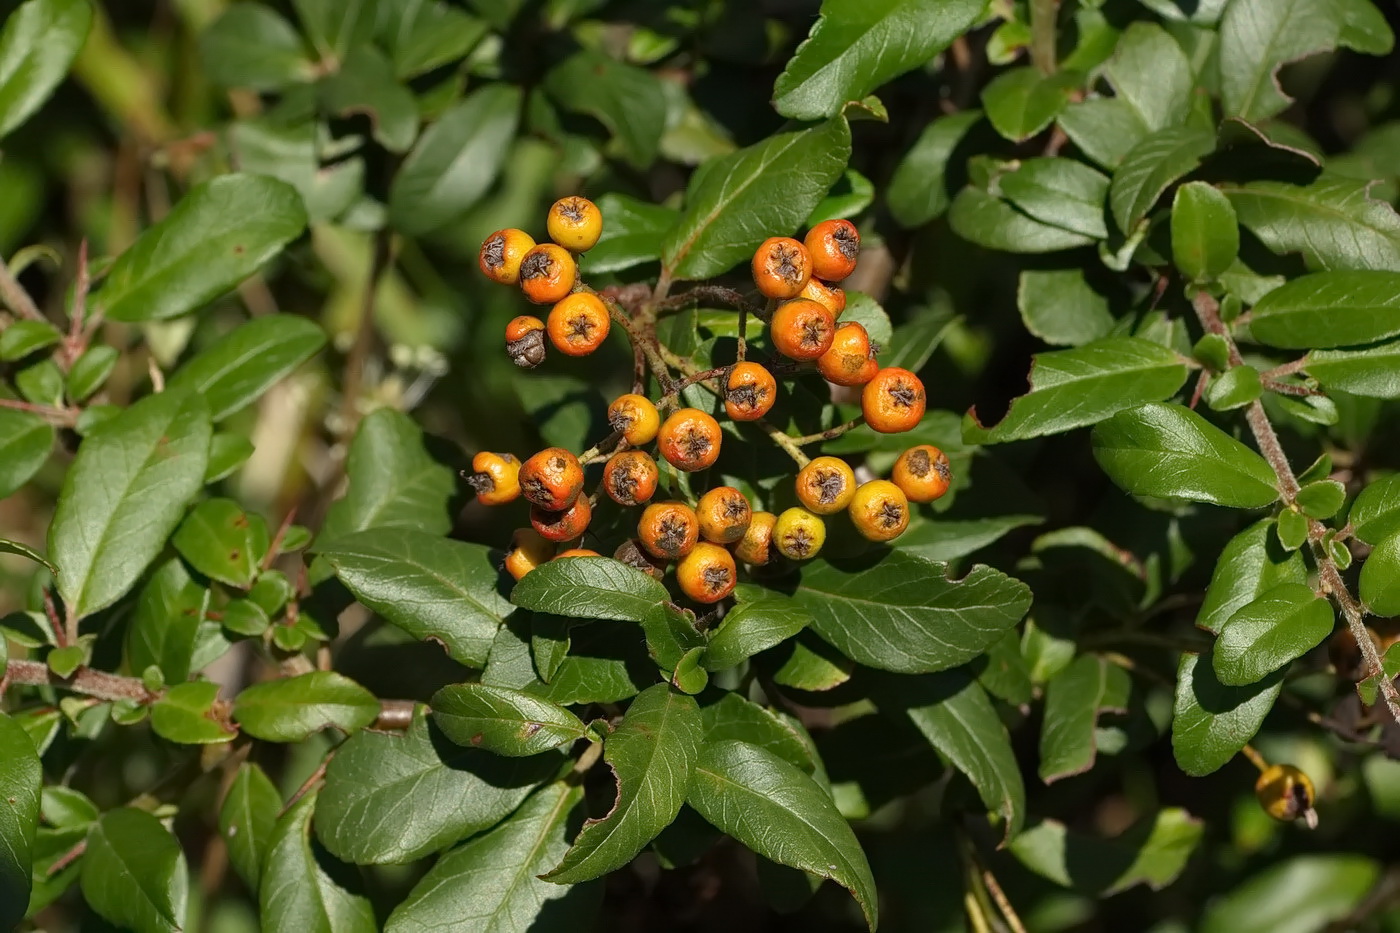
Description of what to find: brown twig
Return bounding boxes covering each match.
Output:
[261,508,298,572]
[787,417,865,447]
[47,839,88,876]
[0,398,78,428]
[280,753,332,815]
[0,252,45,322]
[5,659,158,703]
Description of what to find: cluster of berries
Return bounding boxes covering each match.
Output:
[470,198,952,606]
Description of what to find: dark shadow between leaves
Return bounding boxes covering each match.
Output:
[1188,647,1287,714]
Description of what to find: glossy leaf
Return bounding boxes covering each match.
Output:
[948,186,1095,252]
[1223,176,1400,272]
[1017,268,1115,346]
[0,536,54,573]
[1039,654,1131,782]
[1360,532,1400,616]
[543,50,665,169]
[1109,126,1215,234]
[1220,0,1351,123]
[1009,809,1203,896]
[80,808,188,933]
[887,110,982,228]
[700,694,816,774]
[0,408,52,498]
[0,0,93,139]
[49,390,211,620]
[172,498,269,587]
[219,762,281,890]
[151,681,237,744]
[580,193,678,275]
[1248,270,1400,349]
[1296,479,1347,520]
[1213,583,1334,685]
[1350,474,1400,544]
[544,684,702,883]
[1103,22,1194,133]
[167,314,326,421]
[703,588,813,671]
[98,174,307,322]
[981,67,1079,143]
[999,157,1109,239]
[260,791,375,933]
[431,683,588,756]
[1306,339,1400,398]
[1091,403,1279,508]
[125,558,214,684]
[233,671,379,742]
[772,0,985,121]
[1197,520,1308,634]
[1172,651,1284,776]
[687,740,877,929]
[0,712,39,930]
[1172,182,1239,282]
[511,556,667,623]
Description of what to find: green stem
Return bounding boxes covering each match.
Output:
[1028,0,1059,75]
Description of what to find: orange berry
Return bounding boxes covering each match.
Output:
[555,548,601,558]
[505,315,546,369]
[724,362,777,422]
[848,480,910,542]
[466,451,521,506]
[734,511,777,565]
[770,298,835,361]
[752,237,812,300]
[607,394,661,446]
[504,528,554,580]
[602,450,660,506]
[804,219,859,282]
[547,292,610,356]
[637,501,700,560]
[892,445,952,504]
[479,228,536,285]
[677,542,738,604]
[518,447,584,511]
[773,507,826,560]
[657,408,722,472]
[696,486,752,544]
[519,243,576,304]
[817,322,876,386]
[800,277,846,315]
[795,456,857,515]
[530,495,592,543]
[547,196,603,252]
[862,367,926,433]
[614,538,668,580]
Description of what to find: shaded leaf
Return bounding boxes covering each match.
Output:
[1172,181,1239,282]
[948,186,1095,253]
[260,791,375,933]
[1201,855,1379,933]
[318,45,418,153]
[999,157,1109,239]
[1017,268,1116,346]
[0,0,93,139]
[981,67,1079,143]
[201,3,311,90]
[1350,474,1400,545]
[1109,126,1215,234]
[0,409,53,498]
[1220,0,1353,123]
[543,51,665,170]
[431,683,588,756]
[887,110,983,228]
[1222,175,1400,272]
[168,314,325,421]
[233,671,379,742]
[1197,520,1308,634]
[0,712,40,930]
[80,808,188,933]
[1009,809,1203,896]
[219,762,281,890]
[1172,651,1283,776]
[1360,531,1400,616]
[1039,654,1131,782]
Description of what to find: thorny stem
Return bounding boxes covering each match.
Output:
[1191,291,1400,725]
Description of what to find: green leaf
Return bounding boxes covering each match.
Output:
[687,740,877,930]
[1009,809,1203,896]
[167,314,326,421]
[0,0,92,139]
[260,791,375,933]
[151,681,237,744]
[0,319,60,360]
[1350,474,1400,544]
[65,345,117,401]
[1201,855,1379,933]
[228,118,363,223]
[0,712,40,930]
[772,0,985,121]
[543,684,702,883]
[233,671,379,742]
[98,174,308,322]
[319,529,510,668]
[887,110,983,228]
[388,85,521,236]
[172,498,269,587]
[0,408,53,498]
[0,536,54,573]
[1247,271,1400,349]
[999,157,1109,239]
[511,556,667,623]
[315,710,556,865]
[319,408,456,541]
[1057,98,1150,170]
[580,193,679,275]
[219,762,281,890]
[205,432,255,483]
[47,639,89,678]
[81,808,188,933]
[981,67,1079,143]
[1222,176,1400,272]
[1204,365,1262,411]
[379,0,488,79]
[1039,654,1131,783]
[1172,182,1239,282]
[661,116,851,281]
[1091,402,1279,508]
[703,588,812,672]
[1102,22,1194,133]
[543,50,666,170]
[531,614,570,684]
[1213,582,1333,685]
[49,390,211,620]
[1360,532,1400,615]
[964,338,1188,444]
[1172,651,1284,776]
[1296,479,1346,519]
[948,186,1095,252]
[318,45,418,153]
[892,671,1024,840]
[1306,338,1400,398]
[1109,126,1215,234]
[385,781,600,933]
[201,2,312,90]
[126,558,213,684]
[292,0,375,59]
[701,694,816,774]
[1220,0,1352,123]
[670,647,708,695]
[897,513,1044,562]
[431,683,587,756]
[1197,519,1308,634]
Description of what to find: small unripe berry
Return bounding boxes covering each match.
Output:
[614,538,667,580]
[892,445,952,503]
[848,480,910,542]
[752,236,812,299]
[518,447,584,511]
[734,511,778,565]
[1254,763,1317,827]
[505,315,546,369]
[530,495,592,542]
[817,322,877,387]
[677,542,738,604]
[794,456,856,515]
[547,292,610,356]
[862,367,926,433]
[800,277,846,316]
[547,196,603,252]
[608,394,661,446]
[637,501,700,560]
[724,362,777,422]
[804,219,859,282]
[480,228,536,284]
[504,528,554,580]
[773,507,826,560]
[466,451,521,506]
[519,243,576,304]
[770,298,835,361]
[696,486,752,544]
[657,408,722,472]
[602,450,660,506]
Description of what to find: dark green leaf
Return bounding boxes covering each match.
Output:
[260,791,375,932]
[228,118,363,223]
[431,683,587,756]
[703,588,812,671]
[126,558,211,684]
[99,174,308,322]
[1360,532,1400,616]
[49,390,211,620]
[1197,519,1308,634]
[0,408,52,498]
[999,157,1109,238]
[580,193,679,275]
[887,110,982,228]
[0,319,59,360]
[1214,583,1333,685]
[0,712,39,930]
[1057,98,1149,169]
[511,556,666,623]
[661,116,850,281]
[544,684,702,883]
[0,0,92,138]
[201,2,312,90]
[531,613,570,684]
[1201,855,1379,933]
[1172,182,1239,282]
[81,808,188,933]
[151,681,237,744]
[1009,809,1203,896]
[65,345,117,401]
[529,623,654,705]
[0,536,54,573]
[1172,651,1284,776]
[219,762,281,890]
[772,0,984,121]
[1220,0,1352,123]
[379,0,488,79]
[1102,22,1194,132]
[965,338,1188,443]
[897,512,1044,562]
[168,314,326,421]
[1306,339,1400,398]
[1039,654,1131,782]
[1109,126,1215,234]
[1018,268,1115,346]
[172,498,269,587]
[543,51,665,169]
[233,671,379,742]
[687,740,877,929]
[981,67,1079,143]
[1248,271,1400,349]
[1091,402,1279,508]
[1350,474,1400,544]
[292,0,375,59]
[318,45,418,153]
[948,186,1095,252]
[315,710,556,865]
[701,693,815,774]
[1222,176,1400,272]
